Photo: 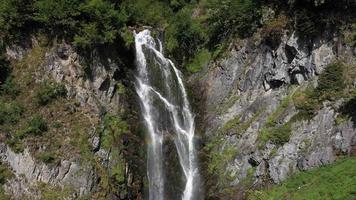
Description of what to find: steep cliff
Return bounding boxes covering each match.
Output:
[0,38,145,199]
[191,30,356,198]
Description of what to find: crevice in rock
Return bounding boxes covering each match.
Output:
[99,77,110,92]
[269,79,285,89]
[248,157,259,167]
[285,44,298,64]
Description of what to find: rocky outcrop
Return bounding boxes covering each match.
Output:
[2,39,141,199]
[192,31,356,195]
[0,145,95,199]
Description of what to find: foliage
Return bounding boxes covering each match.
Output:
[120,0,170,27]
[315,61,345,100]
[33,0,81,34]
[248,158,356,200]
[0,55,10,84]
[0,99,24,125]
[73,0,125,48]
[1,76,20,97]
[36,82,66,106]
[26,115,48,136]
[0,0,33,41]
[293,62,346,119]
[100,114,131,185]
[204,135,238,189]
[206,0,261,45]
[343,23,356,46]
[0,162,13,185]
[101,114,128,150]
[186,48,211,73]
[166,7,206,65]
[259,123,292,146]
[261,14,288,48]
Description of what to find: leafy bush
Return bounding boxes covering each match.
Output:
[206,0,261,45]
[293,62,346,119]
[33,0,81,34]
[315,61,345,100]
[26,115,48,136]
[73,0,125,48]
[166,7,207,65]
[0,0,33,41]
[120,0,170,27]
[36,82,66,106]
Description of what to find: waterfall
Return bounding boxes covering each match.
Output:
[134,30,199,200]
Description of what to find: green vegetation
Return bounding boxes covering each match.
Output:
[0,99,24,126]
[37,152,56,164]
[293,61,348,119]
[100,114,129,185]
[26,115,48,136]
[206,0,261,45]
[101,114,129,150]
[36,82,66,106]
[0,162,12,200]
[186,49,211,73]
[0,0,353,73]
[259,123,292,147]
[0,55,10,85]
[248,158,356,200]
[1,76,20,97]
[37,182,75,200]
[205,136,238,184]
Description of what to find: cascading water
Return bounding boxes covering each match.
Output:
[134,29,200,200]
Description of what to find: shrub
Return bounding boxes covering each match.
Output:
[259,123,292,146]
[26,115,48,136]
[292,62,346,119]
[315,61,345,101]
[37,152,55,163]
[73,0,125,48]
[206,0,261,46]
[166,7,206,65]
[0,0,33,40]
[33,0,81,34]
[36,82,66,106]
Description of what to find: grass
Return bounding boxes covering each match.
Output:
[247,158,356,200]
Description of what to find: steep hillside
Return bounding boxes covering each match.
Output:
[0,0,355,200]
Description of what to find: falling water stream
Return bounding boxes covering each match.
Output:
[134,30,199,200]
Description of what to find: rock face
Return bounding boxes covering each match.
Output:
[0,145,95,199]
[191,31,356,196]
[2,39,140,199]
